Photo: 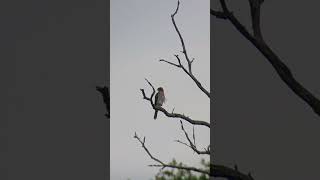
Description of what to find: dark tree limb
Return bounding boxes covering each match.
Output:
[161,0,210,99]
[248,0,264,40]
[134,132,210,175]
[141,79,210,128]
[210,9,228,19]
[212,164,255,180]
[96,86,110,118]
[175,120,210,155]
[212,0,320,117]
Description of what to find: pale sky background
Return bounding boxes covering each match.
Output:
[110,0,210,179]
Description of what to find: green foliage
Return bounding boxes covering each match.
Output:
[154,159,209,180]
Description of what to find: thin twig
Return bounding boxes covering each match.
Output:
[159,59,181,68]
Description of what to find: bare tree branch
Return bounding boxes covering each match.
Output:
[248,0,264,40]
[175,120,210,155]
[134,132,210,175]
[192,126,196,147]
[96,86,110,118]
[135,130,255,179]
[212,0,320,117]
[134,132,164,166]
[210,9,228,19]
[141,79,210,128]
[212,164,255,180]
[162,0,210,99]
[159,59,181,68]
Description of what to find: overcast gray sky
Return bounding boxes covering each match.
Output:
[110,0,210,179]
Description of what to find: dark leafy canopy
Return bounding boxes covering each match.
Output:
[155,159,210,180]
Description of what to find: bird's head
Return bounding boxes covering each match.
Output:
[157,87,164,92]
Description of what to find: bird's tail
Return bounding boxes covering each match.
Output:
[154,110,158,120]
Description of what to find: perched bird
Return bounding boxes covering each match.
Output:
[154,87,165,119]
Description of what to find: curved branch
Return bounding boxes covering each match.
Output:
[212,0,320,117]
[156,106,210,127]
[140,79,210,127]
[134,132,210,175]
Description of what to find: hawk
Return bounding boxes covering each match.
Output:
[154,87,165,119]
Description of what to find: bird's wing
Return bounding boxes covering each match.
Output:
[158,94,165,105]
[154,92,159,105]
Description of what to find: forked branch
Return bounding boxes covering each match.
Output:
[135,131,255,179]
[134,132,210,175]
[160,0,210,99]
[175,120,210,155]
